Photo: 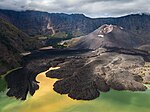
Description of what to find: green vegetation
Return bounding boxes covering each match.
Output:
[54,44,68,49]
[1,89,150,112]
[0,70,150,112]
[0,19,41,51]
[0,18,41,75]
[46,32,74,48]
[0,91,21,112]
[63,89,150,112]
[47,32,67,38]
[47,32,73,39]
[0,67,22,92]
[0,78,7,92]
[35,32,75,49]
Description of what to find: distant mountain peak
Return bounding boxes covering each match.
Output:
[137,12,150,16]
[71,24,144,49]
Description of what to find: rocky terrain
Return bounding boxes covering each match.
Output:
[138,44,150,53]
[0,9,150,41]
[46,47,150,100]
[2,22,150,100]
[4,46,150,100]
[5,49,90,100]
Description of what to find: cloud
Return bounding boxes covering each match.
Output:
[0,0,149,17]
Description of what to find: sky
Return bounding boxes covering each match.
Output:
[0,0,150,17]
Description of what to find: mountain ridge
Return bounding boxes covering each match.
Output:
[0,9,150,40]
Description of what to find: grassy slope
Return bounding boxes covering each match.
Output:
[0,78,7,92]
[0,18,41,75]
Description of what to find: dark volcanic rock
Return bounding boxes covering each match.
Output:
[5,68,39,100]
[51,60,110,100]
[106,70,146,91]
[4,47,150,100]
[46,59,86,79]
[46,47,149,100]
[5,49,90,100]
[5,58,54,100]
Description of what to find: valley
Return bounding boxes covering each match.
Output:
[0,8,150,112]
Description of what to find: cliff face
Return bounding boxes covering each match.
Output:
[0,18,39,75]
[0,9,150,41]
[0,9,94,37]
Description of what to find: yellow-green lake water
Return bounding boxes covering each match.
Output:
[1,68,150,112]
